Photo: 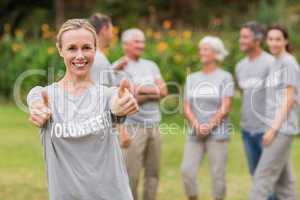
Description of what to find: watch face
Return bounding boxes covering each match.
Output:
[118,116,126,123]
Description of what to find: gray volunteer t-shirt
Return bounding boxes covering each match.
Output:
[265,52,300,135]
[235,51,274,134]
[184,68,235,141]
[113,58,162,126]
[91,50,115,87]
[27,84,133,200]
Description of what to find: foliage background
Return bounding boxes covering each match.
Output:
[1,0,300,99]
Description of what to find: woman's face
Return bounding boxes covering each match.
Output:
[266,29,287,56]
[199,43,216,65]
[58,28,96,78]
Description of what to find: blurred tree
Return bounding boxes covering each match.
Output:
[0,0,51,34]
[54,0,95,27]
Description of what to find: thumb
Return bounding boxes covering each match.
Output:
[41,90,49,108]
[119,79,130,97]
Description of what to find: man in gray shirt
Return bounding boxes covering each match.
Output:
[235,21,276,200]
[89,13,127,86]
[113,28,168,200]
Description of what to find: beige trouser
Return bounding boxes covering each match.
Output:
[122,125,161,200]
[249,134,296,200]
[181,138,228,199]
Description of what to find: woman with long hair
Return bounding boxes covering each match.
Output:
[249,25,299,200]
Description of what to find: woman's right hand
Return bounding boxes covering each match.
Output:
[195,122,211,138]
[262,129,277,146]
[29,91,51,128]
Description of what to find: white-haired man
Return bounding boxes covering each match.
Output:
[114,28,168,200]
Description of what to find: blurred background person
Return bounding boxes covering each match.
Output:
[89,12,128,86]
[250,25,299,200]
[114,28,168,200]
[181,36,234,200]
[235,21,276,200]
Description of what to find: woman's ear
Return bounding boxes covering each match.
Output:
[56,43,63,57]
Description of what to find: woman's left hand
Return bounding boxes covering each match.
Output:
[110,79,139,116]
[263,129,277,146]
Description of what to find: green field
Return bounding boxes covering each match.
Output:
[0,99,299,200]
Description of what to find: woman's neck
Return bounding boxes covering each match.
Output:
[59,73,93,95]
[202,62,218,74]
[275,49,286,58]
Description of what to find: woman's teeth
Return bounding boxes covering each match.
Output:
[73,62,87,68]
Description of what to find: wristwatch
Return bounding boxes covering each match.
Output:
[110,110,126,124]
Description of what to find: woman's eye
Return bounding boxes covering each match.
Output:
[68,47,76,51]
[83,46,92,50]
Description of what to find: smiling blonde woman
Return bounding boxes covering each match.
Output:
[26,19,138,200]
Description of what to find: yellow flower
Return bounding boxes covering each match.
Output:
[4,24,11,33]
[168,30,177,37]
[182,30,192,39]
[112,26,119,35]
[47,47,56,55]
[157,42,168,53]
[15,29,24,38]
[111,36,118,48]
[163,20,172,30]
[41,24,49,32]
[43,31,55,40]
[11,43,22,53]
[101,48,109,55]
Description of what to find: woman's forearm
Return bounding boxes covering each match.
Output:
[270,86,295,132]
[184,101,199,127]
[208,97,232,130]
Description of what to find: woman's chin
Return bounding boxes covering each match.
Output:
[70,67,91,78]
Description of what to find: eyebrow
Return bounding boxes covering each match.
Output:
[64,42,93,48]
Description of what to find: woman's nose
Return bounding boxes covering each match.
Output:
[76,50,84,59]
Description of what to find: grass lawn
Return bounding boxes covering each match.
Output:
[0,99,299,200]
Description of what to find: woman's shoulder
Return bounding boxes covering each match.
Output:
[280,52,298,68]
[217,68,233,79]
[185,71,202,84]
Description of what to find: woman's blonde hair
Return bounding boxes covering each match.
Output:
[56,18,98,49]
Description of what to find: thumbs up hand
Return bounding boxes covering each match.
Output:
[29,90,52,128]
[110,79,139,117]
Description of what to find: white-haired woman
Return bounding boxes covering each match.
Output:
[181,36,234,200]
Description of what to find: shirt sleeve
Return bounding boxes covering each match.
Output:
[27,86,44,107]
[222,73,235,97]
[282,58,300,88]
[151,62,162,80]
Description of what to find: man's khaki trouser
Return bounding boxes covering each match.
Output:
[122,125,161,200]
